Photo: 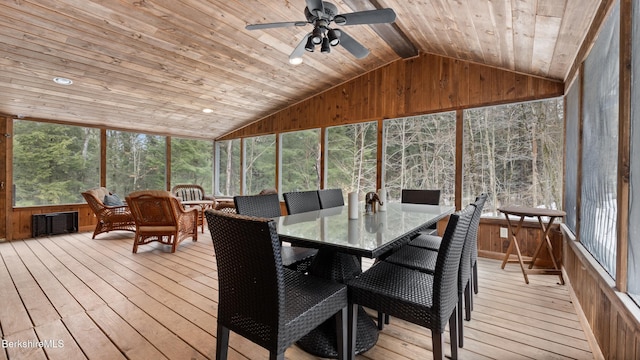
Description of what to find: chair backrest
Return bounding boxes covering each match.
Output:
[401,189,441,205]
[82,187,111,211]
[172,184,205,202]
[234,193,282,218]
[205,210,284,349]
[317,188,344,209]
[126,190,179,227]
[457,196,488,294]
[283,190,321,214]
[469,193,488,266]
[431,204,474,332]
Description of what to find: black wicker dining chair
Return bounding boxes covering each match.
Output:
[346,206,474,360]
[318,188,345,209]
[401,189,441,235]
[283,190,321,214]
[409,193,488,316]
[384,196,485,347]
[206,210,348,360]
[234,193,318,272]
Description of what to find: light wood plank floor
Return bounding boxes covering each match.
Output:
[0,230,597,359]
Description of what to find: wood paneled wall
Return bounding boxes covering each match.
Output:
[12,204,97,240]
[220,52,564,139]
[562,226,640,359]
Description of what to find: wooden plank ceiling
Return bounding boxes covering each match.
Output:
[0,0,601,139]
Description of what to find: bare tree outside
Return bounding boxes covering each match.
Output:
[383,112,456,204]
[463,98,564,215]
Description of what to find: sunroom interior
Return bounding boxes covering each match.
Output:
[0,0,639,359]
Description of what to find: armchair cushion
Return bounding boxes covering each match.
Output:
[103,193,124,206]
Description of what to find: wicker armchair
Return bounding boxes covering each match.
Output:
[125,190,198,253]
[171,184,215,233]
[347,206,474,360]
[82,187,136,239]
[205,210,348,360]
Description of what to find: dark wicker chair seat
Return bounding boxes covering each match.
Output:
[206,210,347,360]
[385,245,438,273]
[347,206,474,360]
[409,233,443,250]
[234,193,318,272]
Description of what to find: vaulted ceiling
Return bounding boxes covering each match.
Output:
[0,0,602,139]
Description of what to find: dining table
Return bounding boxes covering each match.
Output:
[275,202,456,358]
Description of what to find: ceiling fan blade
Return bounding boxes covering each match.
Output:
[290,33,311,62]
[338,30,370,59]
[334,8,396,26]
[246,21,308,30]
[305,0,325,17]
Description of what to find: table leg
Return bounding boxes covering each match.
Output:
[528,216,564,285]
[296,250,378,358]
[501,215,529,284]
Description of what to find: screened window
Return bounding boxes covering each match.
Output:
[244,134,276,195]
[564,78,580,234]
[280,129,320,193]
[170,137,213,194]
[12,120,100,206]
[580,1,619,278]
[215,139,241,196]
[325,122,377,198]
[463,99,564,215]
[383,113,456,204]
[106,130,166,197]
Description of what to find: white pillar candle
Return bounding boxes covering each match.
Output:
[377,188,387,212]
[348,191,359,219]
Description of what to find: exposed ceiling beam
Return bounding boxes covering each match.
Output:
[343,0,419,58]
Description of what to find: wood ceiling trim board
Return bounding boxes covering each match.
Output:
[511,0,537,75]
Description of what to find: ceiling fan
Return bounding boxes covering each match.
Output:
[245,0,396,64]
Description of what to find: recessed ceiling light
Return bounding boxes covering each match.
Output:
[289,57,303,65]
[53,77,73,85]
[202,108,214,113]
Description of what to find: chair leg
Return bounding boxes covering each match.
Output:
[473,260,479,294]
[465,282,472,321]
[269,353,284,360]
[449,310,459,359]
[132,234,140,253]
[457,295,464,348]
[216,324,230,360]
[347,304,358,360]
[432,330,444,360]
[377,311,385,330]
[335,307,347,360]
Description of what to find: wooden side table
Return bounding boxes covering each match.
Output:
[182,200,214,233]
[498,206,565,285]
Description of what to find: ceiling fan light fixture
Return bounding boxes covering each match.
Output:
[289,56,303,65]
[304,36,315,52]
[311,27,323,44]
[321,37,330,53]
[327,28,340,46]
